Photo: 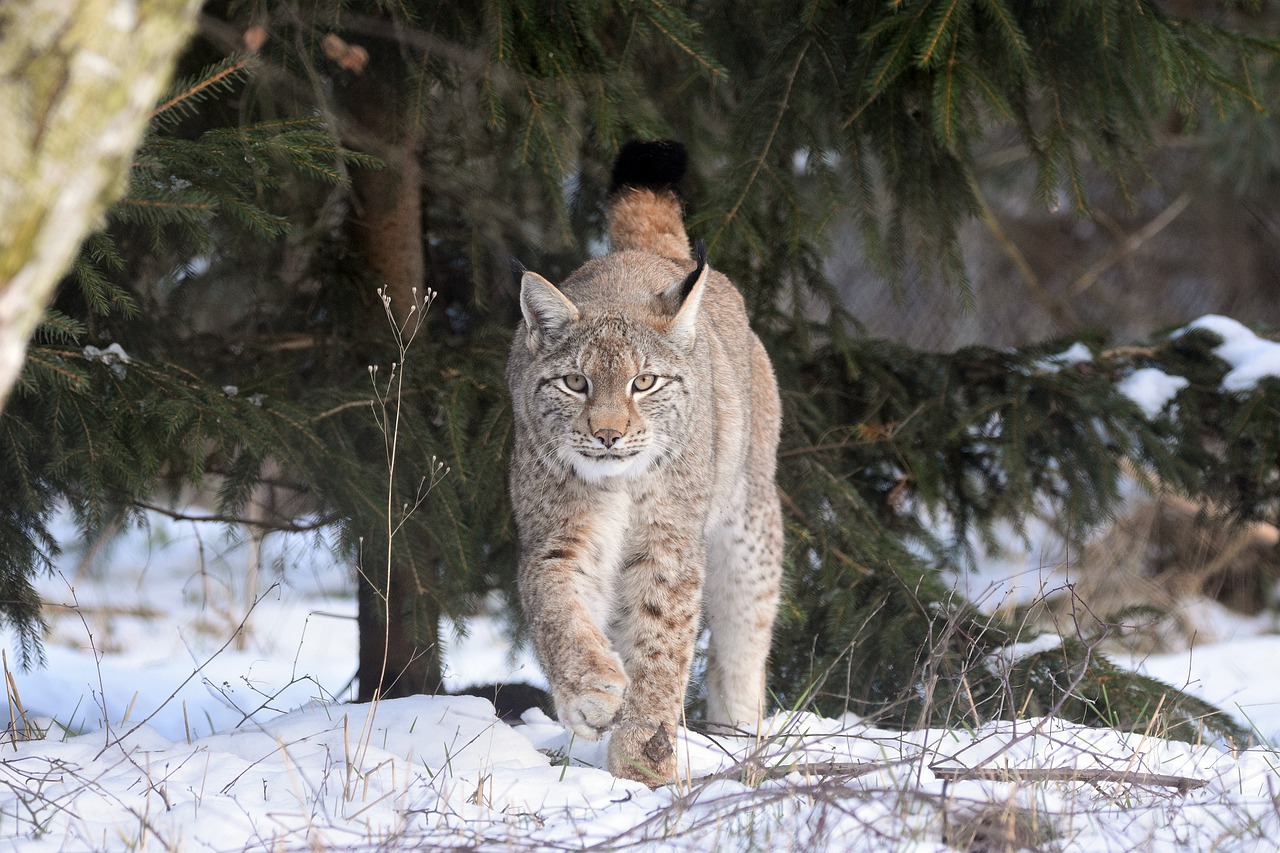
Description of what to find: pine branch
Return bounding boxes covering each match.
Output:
[709,38,811,250]
[130,500,338,534]
[150,56,253,124]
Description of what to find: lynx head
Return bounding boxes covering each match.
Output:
[513,249,709,484]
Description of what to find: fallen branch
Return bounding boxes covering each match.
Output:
[690,759,896,785]
[929,764,1207,793]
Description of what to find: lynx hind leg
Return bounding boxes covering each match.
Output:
[704,486,783,730]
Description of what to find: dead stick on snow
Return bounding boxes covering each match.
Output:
[690,760,899,785]
[929,764,1207,792]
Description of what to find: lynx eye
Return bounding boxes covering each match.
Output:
[632,373,657,393]
[563,373,589,393]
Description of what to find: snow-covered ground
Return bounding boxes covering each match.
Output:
[948,522,1280,745]
[1,510,1279,851]
[6,304,1280,850]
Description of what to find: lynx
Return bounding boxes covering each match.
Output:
[507,140,783,784]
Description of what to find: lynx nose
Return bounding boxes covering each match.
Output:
[594,427,623,448]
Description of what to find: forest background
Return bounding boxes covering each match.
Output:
[3,0,1280,743]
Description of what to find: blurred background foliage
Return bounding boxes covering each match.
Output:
[5,0,1280,740]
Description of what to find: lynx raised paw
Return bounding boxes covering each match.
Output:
[555,656,628,740]
[607,719,676,786]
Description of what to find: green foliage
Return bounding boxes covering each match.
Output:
[680,0,1280,317]
[0,342,325,665]
[1157,330,1280,520]
[118,116,369,252]
[70,234,134,321]
[150,55,254,129]
[769,323,1279,743]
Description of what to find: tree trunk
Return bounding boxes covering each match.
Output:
[356,539,444,702]
[0,0,200,412]
[351,130,425,325]
[345,68,442,701]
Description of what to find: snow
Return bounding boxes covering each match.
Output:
[984,632,1063,675]
[1178,314,1280,391]
[82,343,131,378]
[1025,314,1280,411]
[946,516,1280,744]
[1038,341,1093,370]
[1015,314,1280,420]
[1117,367,1189,418]
[3,511,1280,851]
[1136,637,1280,743]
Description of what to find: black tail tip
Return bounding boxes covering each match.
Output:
[610,139,688,194]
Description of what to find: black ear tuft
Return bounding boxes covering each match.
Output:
[509,257,527,288]
[676,240,708,303]
[692,239,708,269]
[610,139,689,194]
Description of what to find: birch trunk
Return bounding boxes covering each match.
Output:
[0,0,200,411]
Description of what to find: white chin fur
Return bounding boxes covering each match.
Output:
[566,450,651,483]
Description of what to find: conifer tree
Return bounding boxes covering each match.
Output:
[5,0,1279,741]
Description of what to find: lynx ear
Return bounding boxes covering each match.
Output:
[664,240,708,350]
[518,265,580,351]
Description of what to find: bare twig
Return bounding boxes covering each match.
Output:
[690,759,897,784]
[973,184,1081,331]
[93,583,279,761]
[130,500,337,533]
[1070,193,1193,297]
[315,399,377,421]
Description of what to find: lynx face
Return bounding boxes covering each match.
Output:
[525,316,692,484]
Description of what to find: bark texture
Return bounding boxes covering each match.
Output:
[0,0,200,411]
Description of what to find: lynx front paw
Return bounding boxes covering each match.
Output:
[555,654,628,740]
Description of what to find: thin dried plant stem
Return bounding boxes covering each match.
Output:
[93,582,279,761]
[2,651,33,746]
[355,286,438,770]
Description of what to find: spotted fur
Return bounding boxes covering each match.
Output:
[507,143,783,785]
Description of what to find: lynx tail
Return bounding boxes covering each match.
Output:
[607,139,692,263]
